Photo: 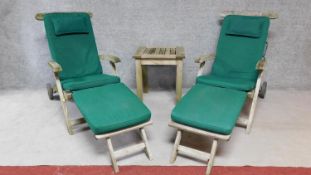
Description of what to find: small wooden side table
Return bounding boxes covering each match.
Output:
[133,47,185,101]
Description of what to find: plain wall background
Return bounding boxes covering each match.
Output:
[0,0,310,90]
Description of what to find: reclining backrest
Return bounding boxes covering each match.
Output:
[212,15,270,81]
[43,12,102,80]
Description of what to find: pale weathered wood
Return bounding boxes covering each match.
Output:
[246,72,263,133]
[99,54,121,63]
[99,123,152,173]
[169,124,219,175]
[141,60,177,65]
[256,58,266,71]
[176,60,183,101]
[135,60,143,99]
[99,54,121,75]
[176,47,185,59]
[35,12,93,21]
[95,121,152,139]
[170,130,182,163]
[169,121,231,140]
[194,54,215,77]
[141,54,177,59]
[133,46,146,59]
[106,138,119,173]
[71,118,86,126]
[236,117,248,127]
[48,61,62,73]
[133,47,185,101]
[114,143,146,159]
[206,139,218,175]
[178,145,210,161]
[194,54,215,64]
[140,128,153,160]
[142,66,149,93]
[220,10,278,19]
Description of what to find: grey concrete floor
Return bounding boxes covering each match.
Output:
[0,88,311,167]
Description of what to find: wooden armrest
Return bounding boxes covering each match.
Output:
[256,59,266,71]
[48,61,62,73]
[220,10,278,19]
[99,54,121,63]
[194,54,215,64]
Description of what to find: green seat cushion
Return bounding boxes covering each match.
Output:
[61,73,120,91]
[72,83,151,135]
[196,74,255,91]
[43,13,102,80]
[210,15,270,82]
[172,84,247,135]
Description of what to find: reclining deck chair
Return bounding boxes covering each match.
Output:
[169,12,277,175]
[35,12,152,172]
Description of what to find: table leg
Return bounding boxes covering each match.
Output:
[136,60,143,100]
[176,60,183,102]
[142,66,148,93]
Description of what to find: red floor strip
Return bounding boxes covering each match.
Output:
[0,166,311,175]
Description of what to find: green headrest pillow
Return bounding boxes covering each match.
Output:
[226,16,264,38]
[52,16,89,36]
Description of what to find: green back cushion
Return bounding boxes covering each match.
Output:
[44,13,102,80]
[211,15,270,81]
[53,16,89,36]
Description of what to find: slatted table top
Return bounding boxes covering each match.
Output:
[133,47,185,60]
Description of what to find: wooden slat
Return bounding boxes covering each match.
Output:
[35,12,93,21]
[141,60,177,65]
[178,145,210,161]
[165,47,170,55]
[155,48,160,55]
[220,10,278,19]
[114,143,146,159]
[71,118,86,126]
[95,121,152,139]
[169,121,231,140]
[236,117,248,127]
[141,54,176,59]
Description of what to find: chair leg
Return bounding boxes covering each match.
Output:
[170,130,182,163]
[206,139,218,175]
[140,128,153,160]
[246,97,258,134]
[61,101,74,135]
[106,138,119,173]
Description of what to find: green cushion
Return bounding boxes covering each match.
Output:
[226,16,264,38]
[52,16,89,36]
[73,83,151,135]
[61,74,120,91]
[211,15,270,82]
[172,84,247,135]
[43,13,102,80]
[196,75,256,91]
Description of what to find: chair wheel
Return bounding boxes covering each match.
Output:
[47,83,54,100]
[259,81,267,99]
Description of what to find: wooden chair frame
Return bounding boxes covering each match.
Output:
[169,11,278,175]
[195,11,277,134]
[195,54,265,134]
[169,121,230,175]
[47,54,121,135]
[36,12,153,172]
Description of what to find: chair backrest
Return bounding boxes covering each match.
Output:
[211,15,270,81]
[43,12,102,80]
